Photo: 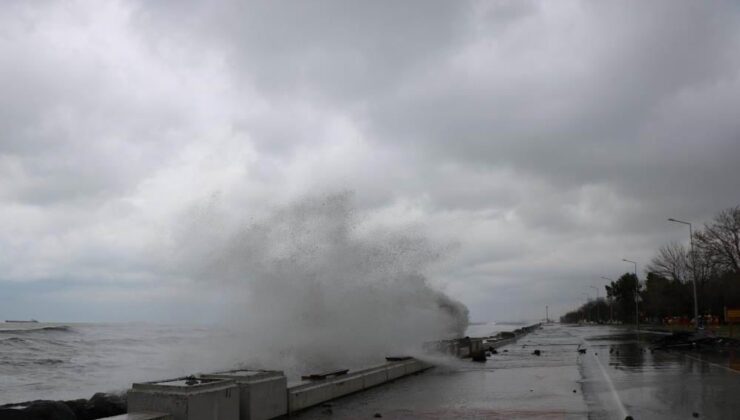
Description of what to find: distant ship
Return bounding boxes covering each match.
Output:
[4,319,39,323]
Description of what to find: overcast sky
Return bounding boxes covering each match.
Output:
[2,0,740,323]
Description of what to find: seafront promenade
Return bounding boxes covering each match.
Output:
[297,324,739,419]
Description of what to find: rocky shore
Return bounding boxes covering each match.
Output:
[0,392,126,420]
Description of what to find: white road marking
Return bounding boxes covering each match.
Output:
[680,352,740,374]
[593,352,629,419]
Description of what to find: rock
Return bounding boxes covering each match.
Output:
[693,412,700,418]
[19,401,76,420]
[87,392,126,418]
[0,409,30,420]
[532,349,541,356]
[64,399,93,420]
[374,413,383,418]
[572,389,577,393]
[0,393,126,420]
[625,416,633,420]
[578,348,586,354]
[503,349,508,352]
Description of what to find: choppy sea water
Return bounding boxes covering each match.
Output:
[0,322,236,404]
[0,320,531,404]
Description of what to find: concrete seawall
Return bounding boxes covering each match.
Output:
[426,322,542,358]
[49,323,542,420]
[287,358,430,414]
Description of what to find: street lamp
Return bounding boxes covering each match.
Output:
[590,285,600,323]
[601,276,615,323]
[668,218,700,330]
[581,293,591,322]
[623,258,639,329]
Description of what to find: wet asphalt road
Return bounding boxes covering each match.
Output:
[295,324,739,419]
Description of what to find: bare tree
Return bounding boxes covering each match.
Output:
[695,206,740,275]
[647,241,689,282]
[689,245,715,287]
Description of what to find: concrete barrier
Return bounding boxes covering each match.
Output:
[288,358,430,414]
[288,381,334,412]
[360,366,389,388]
[424,323,543,359]
[127,377,239,420]
[385,361,407,380]
[199,370,287,420]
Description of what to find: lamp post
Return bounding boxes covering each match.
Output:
[668,218,700,330]
[582,293,591,322]
[590,285,600,323]
[623,259,639,329]
[601,276,615,323]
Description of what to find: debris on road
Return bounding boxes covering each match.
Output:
[651,331,740,351]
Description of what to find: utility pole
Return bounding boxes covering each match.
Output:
[546,305,549,323]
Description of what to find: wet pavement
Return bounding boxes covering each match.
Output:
[295,324,739,419]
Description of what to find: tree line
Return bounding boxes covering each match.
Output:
[561,205,740,324]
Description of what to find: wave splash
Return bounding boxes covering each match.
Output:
[176,192,469,372]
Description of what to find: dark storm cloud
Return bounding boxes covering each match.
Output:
[133,0,740,220]
[134,0,471,98]
[1,0,739,321]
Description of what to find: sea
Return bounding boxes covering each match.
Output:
[0,320,532,405]
[0,322,235,405]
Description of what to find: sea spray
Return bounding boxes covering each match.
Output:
[174,192,468,374]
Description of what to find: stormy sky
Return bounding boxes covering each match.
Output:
[2,0,740,323]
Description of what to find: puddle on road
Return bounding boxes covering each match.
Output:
[575,326,739,419]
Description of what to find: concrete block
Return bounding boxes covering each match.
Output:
[386,362,407,380]
[402,359,428,375]
[128,377,238,420]
[287,358,432,414]
[200,370,287,420]
[360,367,388,389]
[470,338,484,354]
[288,382,334,412]
[457,345,471,358]
[329,374,364,398]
